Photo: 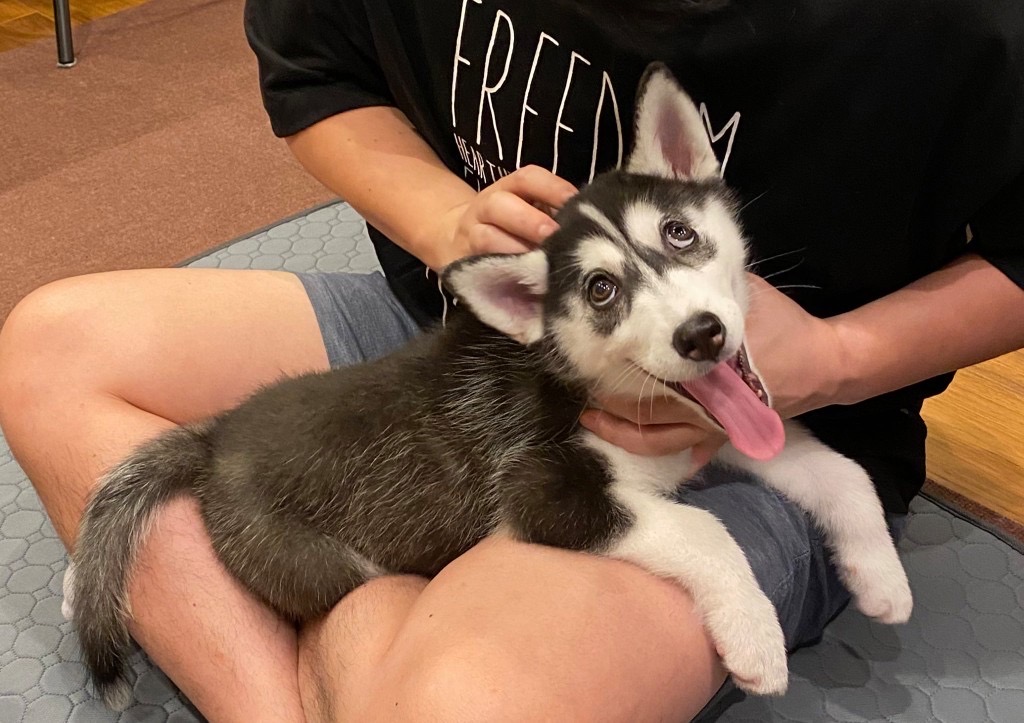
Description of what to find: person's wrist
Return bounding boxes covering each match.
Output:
[417,199,472,271]
[765,317,851,419]
[821,314,864,408]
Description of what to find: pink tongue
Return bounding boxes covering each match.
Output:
[680,363,785,461]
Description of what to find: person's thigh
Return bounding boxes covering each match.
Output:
[296,271,421,369]
[1,269,325,426]
[335,537,727,723]
[0,268,417,539]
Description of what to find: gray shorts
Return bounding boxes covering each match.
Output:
[298,271,904,707]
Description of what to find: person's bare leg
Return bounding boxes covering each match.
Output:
[297,576,429,723]
[299,537,728,723]
[0,269,330,722]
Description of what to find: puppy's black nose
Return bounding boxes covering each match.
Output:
[673,313,726,362]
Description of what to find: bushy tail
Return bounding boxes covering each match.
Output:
[71,425,210,709]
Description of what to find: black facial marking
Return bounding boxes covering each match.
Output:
[587,257,643,338]
[542,239,637,339]
[563,172,732,275]
[541,170,737,338]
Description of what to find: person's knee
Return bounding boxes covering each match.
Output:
[372,638,575,723]
[0,277,98,426]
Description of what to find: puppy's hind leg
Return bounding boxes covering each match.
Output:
[719,423,912,625]
[206,515,378,623]
[606,486,789,696]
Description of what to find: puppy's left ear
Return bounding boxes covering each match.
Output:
[626,62,720,181]
[443,251,548,345]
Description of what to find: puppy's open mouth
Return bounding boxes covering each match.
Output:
[729,345,770,404]
[669,345,768,408]
[659,344,784,461]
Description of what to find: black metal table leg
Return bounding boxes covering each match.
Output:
[53,0,76,67]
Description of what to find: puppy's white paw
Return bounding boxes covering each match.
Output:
[708,596,789,696]
[841,550,913,625]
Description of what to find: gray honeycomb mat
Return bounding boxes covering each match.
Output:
[1,201,1022,722]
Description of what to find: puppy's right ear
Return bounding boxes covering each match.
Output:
[626,62,719,181]
[443,251,548,345]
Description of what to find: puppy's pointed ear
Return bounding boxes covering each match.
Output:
[626,62,719,181]
[443,251,548,345]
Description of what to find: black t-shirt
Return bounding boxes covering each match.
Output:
[244,0,1024,513]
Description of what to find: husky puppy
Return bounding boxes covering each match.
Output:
[71,63,911,708]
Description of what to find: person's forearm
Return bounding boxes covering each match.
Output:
[830,254,1024,406]
[286,106,476,270]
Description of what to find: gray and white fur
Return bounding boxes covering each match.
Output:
[71,63,911,708]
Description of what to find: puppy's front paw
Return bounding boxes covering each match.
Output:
[841,549,913,625]
[707,596,788,696]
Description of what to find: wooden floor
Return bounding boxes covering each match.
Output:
[923,351,1024,525]
[0,0,145,53]
[3,0,1023,528]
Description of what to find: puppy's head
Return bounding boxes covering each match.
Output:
[445,63,781,459]
[445,64,748,379]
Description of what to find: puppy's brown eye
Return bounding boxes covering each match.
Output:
[587,274,618,308]
[663,221,698,249]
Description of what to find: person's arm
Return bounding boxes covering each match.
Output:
[745,255,1024,419]
[248,0,575,268]
[285,107,577,271]
[832,255,1024,405]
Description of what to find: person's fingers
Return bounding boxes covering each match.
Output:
[476,191,559,246]
[579,409,713,457]
[497,165,578,210]
[593,393,719,430]
[689,437,728,475]
[468,223,536,256]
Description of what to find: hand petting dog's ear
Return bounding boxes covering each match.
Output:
[430,165,577,270]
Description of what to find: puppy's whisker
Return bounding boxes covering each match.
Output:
[737,188,771,215]
[613,367,644,398]
[639,369,662,431]
[602,363,642,399]
[746,246,806,271]
[759,259,805,282]
[637,370,657,433]
[773,283,822,290]
[649,375,657,427]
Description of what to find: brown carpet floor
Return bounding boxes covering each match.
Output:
[0,0,332,321]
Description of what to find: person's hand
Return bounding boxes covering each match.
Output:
[743,273,846,419]
[579,396,728,471]
[430,166,578,269]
